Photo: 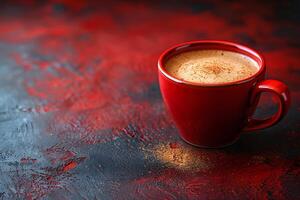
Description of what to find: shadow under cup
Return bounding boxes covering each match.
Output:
[158,40,290,148]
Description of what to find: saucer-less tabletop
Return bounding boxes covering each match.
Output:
[0,1,299,199]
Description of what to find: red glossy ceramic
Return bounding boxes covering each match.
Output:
[158,40,290,148]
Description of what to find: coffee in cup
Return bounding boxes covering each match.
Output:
[165,50,259,84]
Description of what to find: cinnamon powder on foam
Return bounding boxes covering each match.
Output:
[165,50,259,84]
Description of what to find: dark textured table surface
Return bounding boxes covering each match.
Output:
[0,1,299,199]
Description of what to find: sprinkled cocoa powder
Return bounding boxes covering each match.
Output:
[147,143,211,171]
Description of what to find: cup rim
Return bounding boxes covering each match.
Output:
[158,40,265,87]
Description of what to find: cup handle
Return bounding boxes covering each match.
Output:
[243,79,291,132]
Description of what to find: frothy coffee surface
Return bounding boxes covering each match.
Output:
[165,50,259,84]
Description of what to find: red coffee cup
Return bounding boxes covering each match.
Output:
[158,40,290,148]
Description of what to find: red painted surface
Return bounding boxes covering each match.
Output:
[0,0,299,199]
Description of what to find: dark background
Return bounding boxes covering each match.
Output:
[0,0,299,199]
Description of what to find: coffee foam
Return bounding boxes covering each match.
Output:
[165,50,259,84]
